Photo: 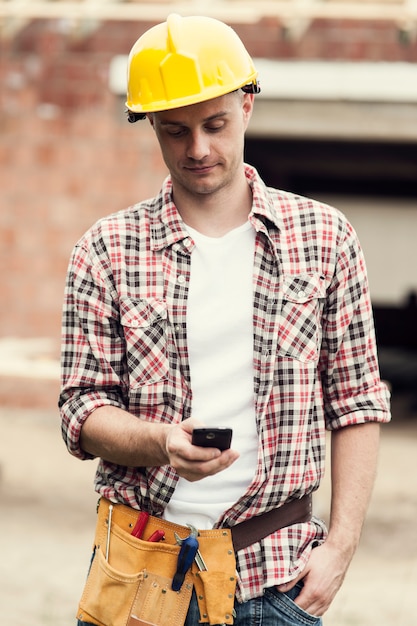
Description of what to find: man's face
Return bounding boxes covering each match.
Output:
[148,91,254,199]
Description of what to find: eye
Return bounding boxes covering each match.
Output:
[167,127,186,137]
[206,123,224,133]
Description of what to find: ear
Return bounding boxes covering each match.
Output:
[242,93,254,129]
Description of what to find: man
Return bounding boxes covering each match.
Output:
[60,14,390,626]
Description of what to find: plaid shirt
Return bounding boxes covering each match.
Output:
[60,164,390,601]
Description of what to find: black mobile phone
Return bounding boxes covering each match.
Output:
[191,427,233,451]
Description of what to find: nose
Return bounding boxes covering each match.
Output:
[186,129,210,161]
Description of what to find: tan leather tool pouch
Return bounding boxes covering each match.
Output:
[77,499,193,626]
[191,530,237,625]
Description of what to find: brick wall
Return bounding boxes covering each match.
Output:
[1,20,169,342]
[0,16,415,406]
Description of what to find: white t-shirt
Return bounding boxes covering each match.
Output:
[164,221,259,529]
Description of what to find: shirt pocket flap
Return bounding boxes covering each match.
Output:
[120,298,167,329]
[282,273,326,304]
[119,298,169,387]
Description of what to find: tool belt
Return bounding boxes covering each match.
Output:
[77,494,312,626]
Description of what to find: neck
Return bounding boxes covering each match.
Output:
[173,175,253,238]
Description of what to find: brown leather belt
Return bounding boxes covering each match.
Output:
[98,493,312,554]
[228,494,312,552]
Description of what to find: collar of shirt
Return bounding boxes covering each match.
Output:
[149,164,284,253]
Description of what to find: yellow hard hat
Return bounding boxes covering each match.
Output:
[126,14,260,122]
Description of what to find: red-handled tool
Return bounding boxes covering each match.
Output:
[148,529,165,542]
[131,511,149,539]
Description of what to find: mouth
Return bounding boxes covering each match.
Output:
[184,164,216,175]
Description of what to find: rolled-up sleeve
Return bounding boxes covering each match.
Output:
[319,221,390,430]
[59,239,128,460]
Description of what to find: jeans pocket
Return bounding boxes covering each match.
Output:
[264,584,322,626]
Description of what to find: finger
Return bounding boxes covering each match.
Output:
[201,448,240,470]
[176,449,240,481]
[294,587,328,617]
[275,580,325,617]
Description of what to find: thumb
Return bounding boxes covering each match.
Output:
[181,417,204,434]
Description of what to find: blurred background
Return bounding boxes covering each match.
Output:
[0,1,416,625]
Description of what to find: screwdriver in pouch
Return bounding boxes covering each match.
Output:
[172,526,199,592]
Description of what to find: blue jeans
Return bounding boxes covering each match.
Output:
[77,582,322,626]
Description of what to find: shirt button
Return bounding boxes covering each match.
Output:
[160,487,168,495]
[298,290,306,298]
[261,349,270,361]
[130,319,139,328]
[177,275,186,285]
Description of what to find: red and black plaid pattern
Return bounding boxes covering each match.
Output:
[60,165,390,600]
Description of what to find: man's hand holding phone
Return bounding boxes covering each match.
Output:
[165,419,238,482]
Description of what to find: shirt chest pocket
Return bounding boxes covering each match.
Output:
[277,273,326,362]
[120,297,169,387]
